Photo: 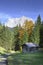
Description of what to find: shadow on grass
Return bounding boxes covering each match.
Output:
[7,51,43,65]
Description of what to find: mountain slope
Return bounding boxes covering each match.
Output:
[5,16,34,28]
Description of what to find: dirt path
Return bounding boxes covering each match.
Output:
[0,60,7,65]
[0,55,8,65]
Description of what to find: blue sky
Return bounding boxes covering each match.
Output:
[0,0,43,23]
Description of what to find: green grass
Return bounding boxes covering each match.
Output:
[7,52,43,65]
[0,46,7,54]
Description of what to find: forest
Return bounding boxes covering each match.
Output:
[0,15,43,52]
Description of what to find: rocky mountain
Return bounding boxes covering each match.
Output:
[5,16,34,28]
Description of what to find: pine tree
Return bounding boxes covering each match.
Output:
[21,30,28,44]
[40,22,43,47]
[13,26,20,51]
[0,23,3,46]
[31,15,41,44]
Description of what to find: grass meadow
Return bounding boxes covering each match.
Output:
[7,52,43,65]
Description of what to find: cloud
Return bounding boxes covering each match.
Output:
[0,13,11,24]
[0,13,34,27]
[5,16,34,28]
[5,18,19,28]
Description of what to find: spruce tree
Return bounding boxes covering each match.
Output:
[13,26,20,51]
[31,15,41,44]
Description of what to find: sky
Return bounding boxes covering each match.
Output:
[0,0,43,24]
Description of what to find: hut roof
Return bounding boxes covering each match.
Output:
[25,42,39,48]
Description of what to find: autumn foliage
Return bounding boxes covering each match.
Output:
[23,20,34,35]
